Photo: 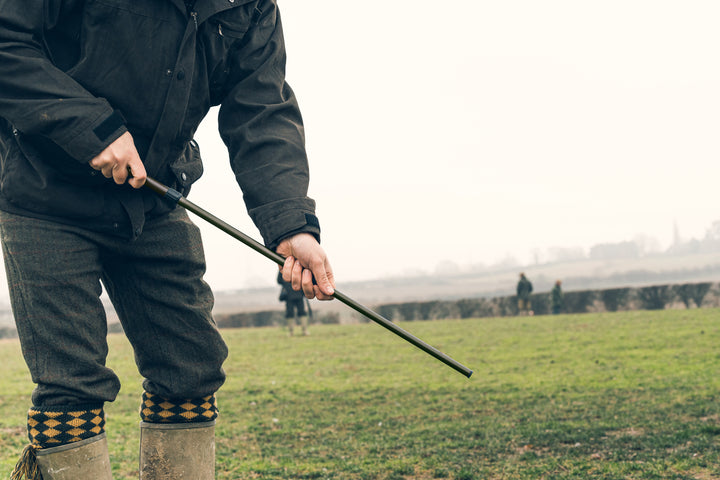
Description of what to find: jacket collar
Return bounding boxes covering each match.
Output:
[168,0,189,15]
[194,0,257,24]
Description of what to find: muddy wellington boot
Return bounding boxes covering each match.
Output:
[287,316,295,336]
[11,434,112,480]
[11,405,111,480]
[139,421,216,480]
[37,435,112,479]
[299,315,309,336]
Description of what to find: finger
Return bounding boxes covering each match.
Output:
[281,256,294,282]
[127,160,147,189]
[312,264,336,300]
[112,163,129,185]
[309,258,335,296]
[312,285,334,301]
[101,164,114,178]
[291,259,303,291]
[301,268,315,299]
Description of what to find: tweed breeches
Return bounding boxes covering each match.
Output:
[0,208,228,407]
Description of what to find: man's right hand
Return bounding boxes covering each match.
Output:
[277,233,335,301]
[89,131,146,188]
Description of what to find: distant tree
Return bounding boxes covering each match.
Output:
[418,301,440,320]
[600,288,631,312]
[376,304,398,322]
[547,247,586,263]
[528,293,549,315]
[690,282,713,307]
[0,326,17,339]
[397,302,419,321]
[636,285,674,310]
[674,283,712,308]
[494,296,516,317]
[563,290,596,313]
[493,255,520,270]
[469,298,495,318]
[700,221,720,253]
[633,234,662,256]
[668,237,702,255]
[354,311,372,324]
[215,310,283,329]
[438,301,462,319]
[318,312,341,324]
[456,299,488,319]
[704,220,720,241]
[674,284,694,309]
[589,241,641,260]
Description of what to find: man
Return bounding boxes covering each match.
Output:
[516,273,533,316]
[551,280,564,314]
[0,1,334,478]
[278,271,310,336]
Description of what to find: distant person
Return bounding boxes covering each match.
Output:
[516,273,534,315]
[278,272,310,336]
[551,280,564,314]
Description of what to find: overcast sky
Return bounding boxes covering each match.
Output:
[185,0,720,292]
[2,0,717,303]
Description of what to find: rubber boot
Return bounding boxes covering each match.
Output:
[299,315,309,336]
[35,434,112,480]
[287,316,295,336]
[139,421,215,480]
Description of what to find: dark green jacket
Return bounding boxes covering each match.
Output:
[516,276,533,299]
[551,284,563,309]
[0,0,319,248]
[277,271,304,303]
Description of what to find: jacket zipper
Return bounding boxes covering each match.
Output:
[190,11,198,30]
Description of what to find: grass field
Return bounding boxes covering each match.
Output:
[1,309,719,479]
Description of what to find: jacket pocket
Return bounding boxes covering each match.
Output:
[215,20,250,39]
[208,3,258,44]
[169,139,204,197]
[0,131,106,218]
[204,3,261,103]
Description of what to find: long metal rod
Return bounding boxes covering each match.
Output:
[144,177,473,378]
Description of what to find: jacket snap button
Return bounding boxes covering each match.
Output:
[181,172,187,182]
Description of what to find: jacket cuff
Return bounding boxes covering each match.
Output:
[61,110,127,163]
[249,197,321,250]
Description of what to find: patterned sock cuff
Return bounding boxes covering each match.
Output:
[27,404,105,449]
[140,391,218,423]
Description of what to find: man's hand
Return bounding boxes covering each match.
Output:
[277,233,335,300]
[89,131,146,188]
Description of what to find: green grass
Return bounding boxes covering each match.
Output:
[1,309,720,479]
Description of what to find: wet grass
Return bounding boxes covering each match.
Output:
[1,308,719,479]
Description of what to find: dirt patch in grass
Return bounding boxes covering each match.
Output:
[604,427,645,438]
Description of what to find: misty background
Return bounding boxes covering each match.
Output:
[192,0,720,291]
[1,0,719,311]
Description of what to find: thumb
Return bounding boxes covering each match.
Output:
[311,260,335,296]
